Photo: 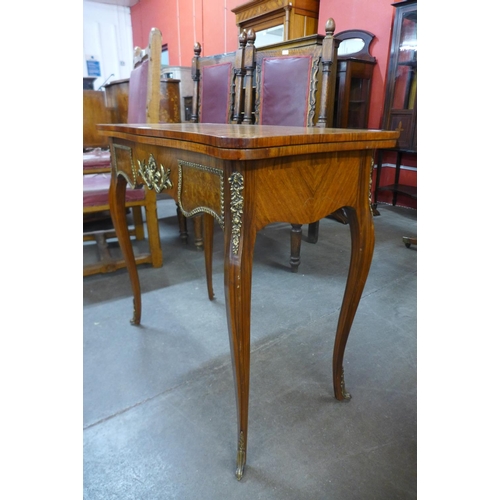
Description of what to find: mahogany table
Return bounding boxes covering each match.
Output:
[97,122,398,480]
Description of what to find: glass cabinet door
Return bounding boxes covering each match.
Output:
[383,0,417,151]
[393,10,417,111]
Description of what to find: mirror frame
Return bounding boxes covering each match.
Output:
[334,30,376,61]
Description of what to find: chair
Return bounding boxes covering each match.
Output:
[187,34,247,298]
[201,18,338,291]
[191,32,246,125]
[83,27,165,276]
[243,18,339,272]
[184,32,248,256]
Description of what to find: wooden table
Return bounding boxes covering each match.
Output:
[97,122,398,480]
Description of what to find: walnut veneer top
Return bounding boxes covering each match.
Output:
[98,123,399,160]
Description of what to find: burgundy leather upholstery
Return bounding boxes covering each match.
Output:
[127,60,149,123]
[84,61,149,208]
[83,148,111,172]
[200,62,231,123]
[259,56,312,126]
[83,173,145,206]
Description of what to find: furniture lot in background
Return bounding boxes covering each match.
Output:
[161,66,194,122]
[251,26,379,256]
[83,27,167,277]
[232,0,321,47]
[83,90,148,276]
[187,33,247,294]
[83,90,110,150]
[231,18,339,273]
[333,29,376,129]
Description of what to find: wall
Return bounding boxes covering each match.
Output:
[83,0,134,90]
[130,0,243,66]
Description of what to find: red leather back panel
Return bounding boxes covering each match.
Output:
[127,61,149,123]
[260,56,312,127]
[200,62,231,124]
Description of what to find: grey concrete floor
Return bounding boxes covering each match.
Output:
[83,200,417,499]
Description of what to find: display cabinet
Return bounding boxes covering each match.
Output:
[333,29,376,129]
[374,0,417,209]
[382,0,417,149]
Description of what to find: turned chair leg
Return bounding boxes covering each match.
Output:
[176,204,188,243]
[307,221,319,243]
[290,224,302,273]
[193,214,203,250]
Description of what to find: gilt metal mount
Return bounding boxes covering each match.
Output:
[340,368,351,401]
[138,154,173,193]
[235,431,246,480]
[228,172,244,255]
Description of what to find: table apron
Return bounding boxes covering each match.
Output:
[110,139,374,231]
[246,150,373,228]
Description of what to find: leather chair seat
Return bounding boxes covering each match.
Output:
[83,173,145,206]
[83,148,111,172]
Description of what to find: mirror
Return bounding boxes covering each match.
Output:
[254,25,284,48]
[161,43,169,67]
[338,38,365,56]
[334,30,376,62]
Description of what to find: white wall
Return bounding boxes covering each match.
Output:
[83,0,134,89]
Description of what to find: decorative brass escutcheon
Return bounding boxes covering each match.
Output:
[138,154,173,193]
[235,431,246,480]
[340,368,351,401]
[369,156,374,215]
[228,172,244,255]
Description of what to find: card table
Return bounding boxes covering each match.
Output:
[97,122,398,479]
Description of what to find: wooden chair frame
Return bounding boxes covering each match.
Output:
[185,34,248,254]
[191,31,247,125]
[83,27,164,276]
[244,18,339,272]
[201,18,339,298]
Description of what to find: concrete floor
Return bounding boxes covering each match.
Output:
[83,200,417,499]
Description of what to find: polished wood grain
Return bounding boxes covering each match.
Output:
[243,18,338,272]
[83,90,111,149]
[232,0,320,42]
[84,28,164,277]
[103,78,130,124]
[189,34,247,250]
[98,121,398,479]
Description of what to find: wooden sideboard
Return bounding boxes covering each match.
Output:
[232,0,320,43]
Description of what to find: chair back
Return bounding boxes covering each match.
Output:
[246,18,338,128]
[259,55,314,126]
[190,31,247,124]
[127,27,162,124]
